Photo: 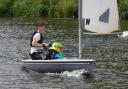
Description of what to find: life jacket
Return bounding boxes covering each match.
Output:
[45,49,56,59]
[30,31,43,47]
[45,49,64,60]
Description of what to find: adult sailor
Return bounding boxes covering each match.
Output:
[30,20,48,60]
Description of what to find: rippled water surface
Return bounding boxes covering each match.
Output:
[0,18,128,89]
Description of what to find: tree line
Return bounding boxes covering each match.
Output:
[0,0,127,19]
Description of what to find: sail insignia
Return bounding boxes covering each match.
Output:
[99,9,109,23]
[86,18,90,25]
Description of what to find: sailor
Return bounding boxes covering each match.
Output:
[45,42,64,60]
[30,20,48,60]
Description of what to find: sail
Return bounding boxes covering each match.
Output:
[80,0,119,34]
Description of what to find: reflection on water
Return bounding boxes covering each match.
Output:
[0,18,128,89]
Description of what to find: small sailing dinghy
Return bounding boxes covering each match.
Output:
[22,41,94,74]
[22,0,119,74]
[22,59,94,74]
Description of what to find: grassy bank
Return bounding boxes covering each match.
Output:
[0,0,78,18]
[118,0,128,19]
[0,0,127,19]
[120,20,128,30]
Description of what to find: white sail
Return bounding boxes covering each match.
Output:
[80,0,119,34]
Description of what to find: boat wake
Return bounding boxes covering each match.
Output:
[61,69,87,78]
[118,31,128,38]
[45,69,87,78]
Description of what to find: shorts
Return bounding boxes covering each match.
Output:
[30,52,43,60]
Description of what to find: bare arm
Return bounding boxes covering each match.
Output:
[32,38,48,47]
[32,38,42,47]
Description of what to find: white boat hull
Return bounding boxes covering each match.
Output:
[22,59,94,74]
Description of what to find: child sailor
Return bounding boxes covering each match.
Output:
[45,42,64,60]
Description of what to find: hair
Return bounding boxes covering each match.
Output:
[36,19,45,29]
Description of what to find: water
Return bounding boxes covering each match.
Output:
[82,35,128,88]
[0,18,128,89]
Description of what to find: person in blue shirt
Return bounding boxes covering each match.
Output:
[45,42,64,60]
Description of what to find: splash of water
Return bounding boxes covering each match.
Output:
[61,69,86,78]
[45,69,87,78]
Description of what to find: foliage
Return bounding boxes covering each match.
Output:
[0,0,78,18]
[12,0,42,18]
[0,0,13,17]
[117,0,128,19]
[0,0,127,19]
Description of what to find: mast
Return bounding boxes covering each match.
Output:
[79,0,82,59]
[79,24,82,59]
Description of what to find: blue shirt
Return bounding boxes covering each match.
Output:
[54,53,64,59]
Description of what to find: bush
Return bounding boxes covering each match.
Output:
[12,0,42,18]
[0,0,127,19]
[0,0,13,17]
[118,0,128,19]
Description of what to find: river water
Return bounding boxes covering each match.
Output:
[0,18,128,89]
